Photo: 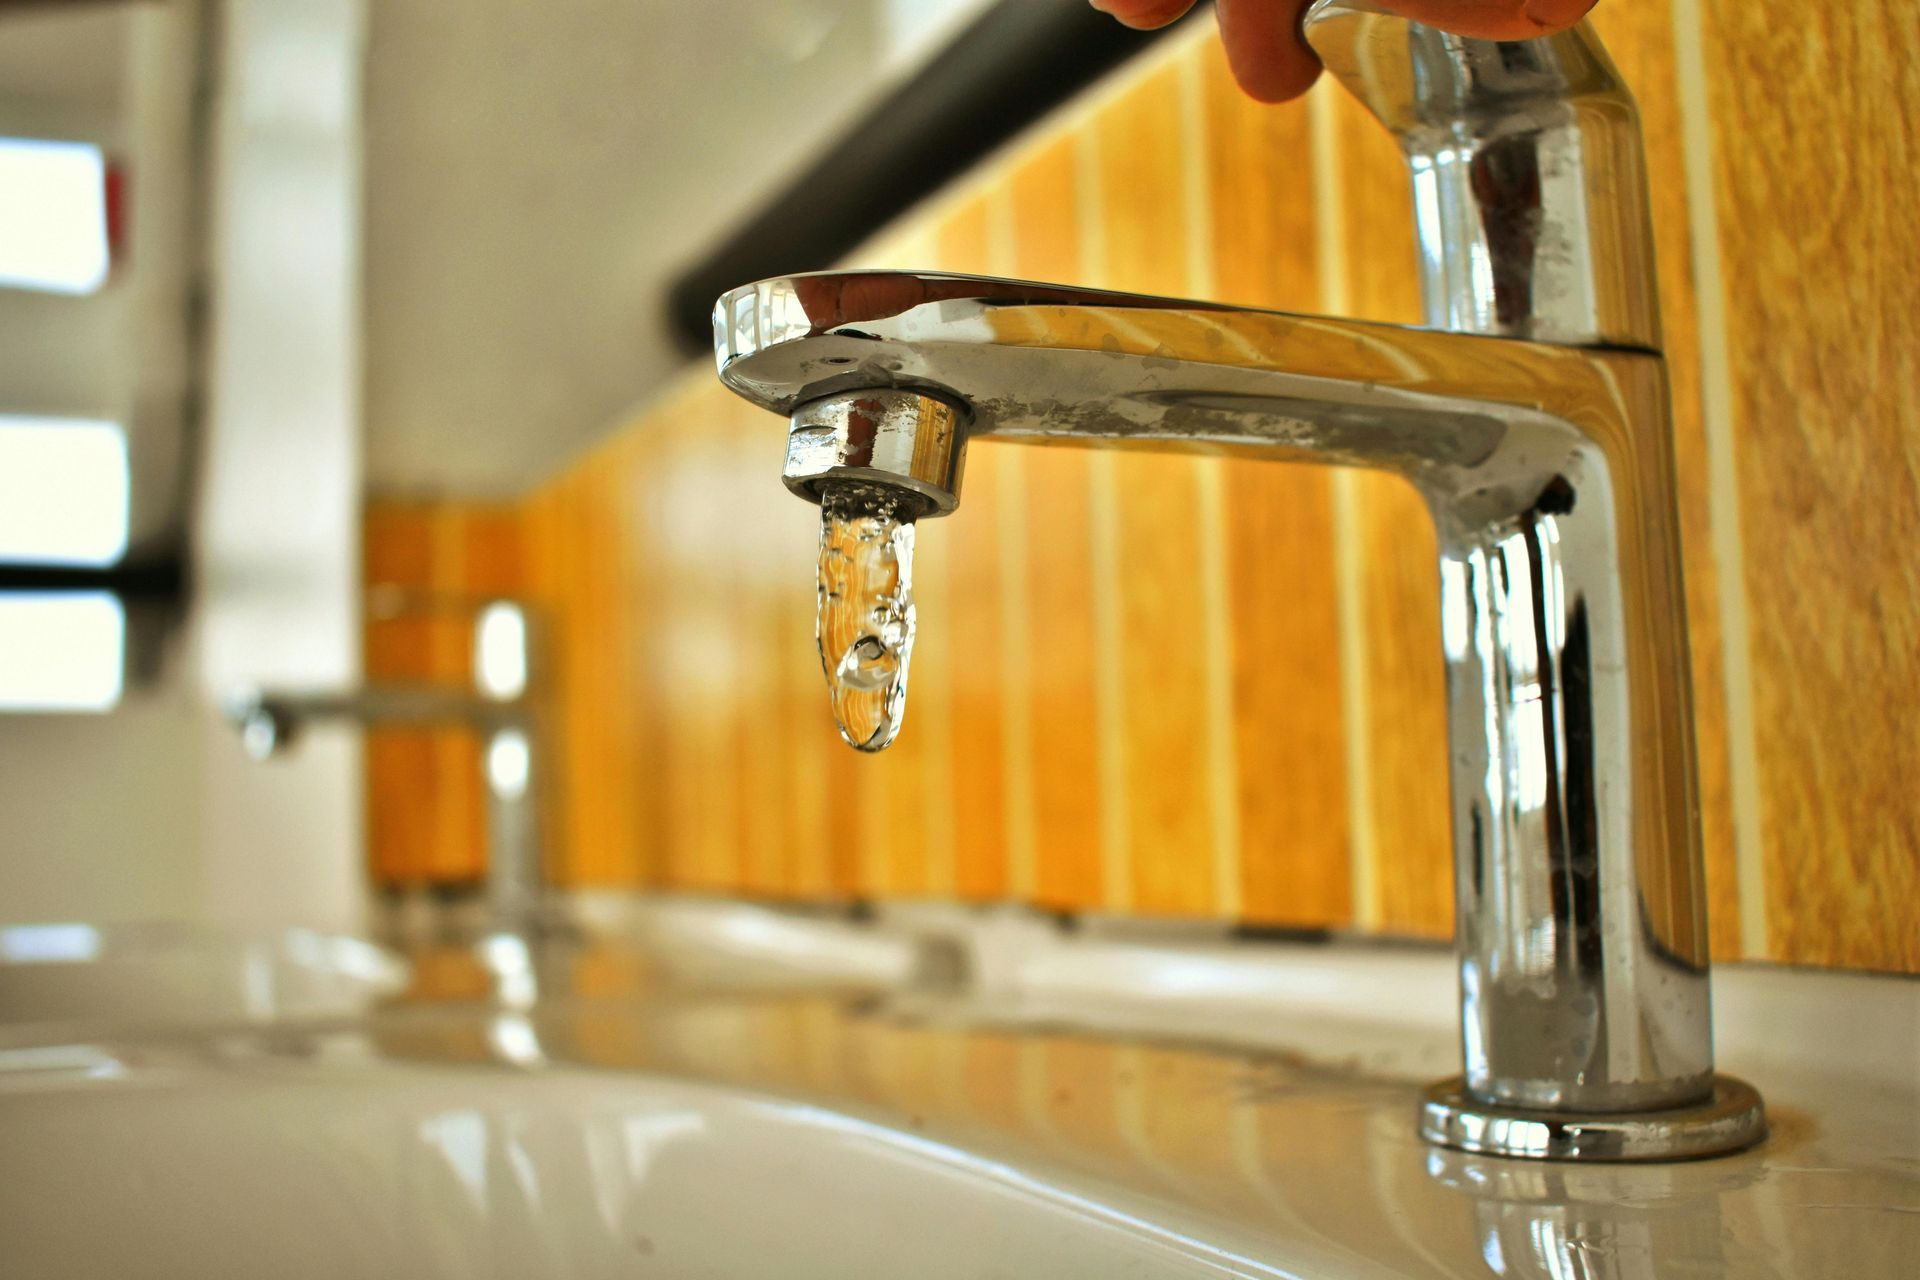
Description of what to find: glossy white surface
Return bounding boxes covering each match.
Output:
[0,908,1913,1279]
[0,922,405,1031]
[0,1045,1366,1279]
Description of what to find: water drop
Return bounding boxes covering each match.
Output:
[817,484,917,751]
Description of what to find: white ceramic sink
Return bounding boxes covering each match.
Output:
[1,908,1913,1279]
[0,922,405,1030]
[0,1040,1346,1279]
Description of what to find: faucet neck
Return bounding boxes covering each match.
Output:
[1305,3,1660,349]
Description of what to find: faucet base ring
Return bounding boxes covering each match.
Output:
[1419,1074,1767,1162]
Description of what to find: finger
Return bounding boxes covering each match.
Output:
[1217,0,1322,103]
[1088,0,1200,31]
[1377,0,1596,41]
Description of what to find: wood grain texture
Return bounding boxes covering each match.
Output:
[362,502,527,888]
[1588,0,1742,960]
[1200,42,1353,928]
[650,398,746,892]
[723,399,801,898]
[363,504,442,887]
[1328,89,1454,939]
[1007,133,1107,910]
[524,446,646,888]
[1091,58,1223,917]
[1701,0,1920,970]
[363,6,1919,972]
[933,196,1011,901]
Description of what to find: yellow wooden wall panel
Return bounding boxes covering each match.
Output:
[1006,134,1108,911]
[648,397,752,893]
[769,477,836,900]
[572,452,647,886]
[1701,0,1920,971]
[363,504,440,887]
[526,467,611,886]
[1582,0,1745,959]
[1091,58,1224,917]
[1327,88,1454,939]
[718,397,797,899]
[363,501,525,889]
[421,510,486,887]
[1199,42,1353,928]
[577,450,647,887]
[364,9,1919,973]
[933,196,1014,902]
[521,478,587,882]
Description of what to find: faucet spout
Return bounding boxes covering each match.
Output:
[713,10,1764,1161]
[226,686,527,759]
[225,684,546,932]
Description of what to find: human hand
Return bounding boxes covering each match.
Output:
[1090,0,1596,102]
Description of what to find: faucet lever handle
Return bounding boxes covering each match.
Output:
[1303,1,1660,349]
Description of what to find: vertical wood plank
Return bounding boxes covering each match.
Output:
[723,394,796,898]
[1200,43,1353,928]
[1701,0,1920,970]
[934,196,1013,901]
[367,9,1920,972]
[1583,0,1744,959]
[689,404,748,895]
[424,506,485,885]
[1329,88,1455,939]
[1006,133,1107,911]
[568,452,647,886]
[363,504,443,887]
[1091,59,1221,917]
[535,467,604,887]
[361,502,490,888]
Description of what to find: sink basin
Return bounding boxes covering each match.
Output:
[0,1034,1344,1278]
[1,917,1913,1278]
[0,922,406,1031]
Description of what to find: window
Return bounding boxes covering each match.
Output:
[0,418,132,711]
[0,137,111,295]
[0,417,130,566]
[0,592,125,712]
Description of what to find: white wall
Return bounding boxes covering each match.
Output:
[0,697,206,927]
[0,0,372,936]
[0,4,208,929]
[194,0,368,935]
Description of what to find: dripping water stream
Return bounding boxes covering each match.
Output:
[817,484,917,752]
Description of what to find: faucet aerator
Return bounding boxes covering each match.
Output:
[783,390,966,519]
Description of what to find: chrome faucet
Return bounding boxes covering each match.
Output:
[712,4,1764,1161]
[224,597,549,936]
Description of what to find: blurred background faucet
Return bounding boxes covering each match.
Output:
[225,596,548,937]
[714,4,1766,1161]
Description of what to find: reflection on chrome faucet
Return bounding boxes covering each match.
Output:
[223,595,549,937]
[712,3,1765,1160]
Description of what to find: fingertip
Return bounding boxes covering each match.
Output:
[1234,56,1323,104]
[1523,0,1598,34]
[1089,0,1198,31]
[1218,0,1324,104]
